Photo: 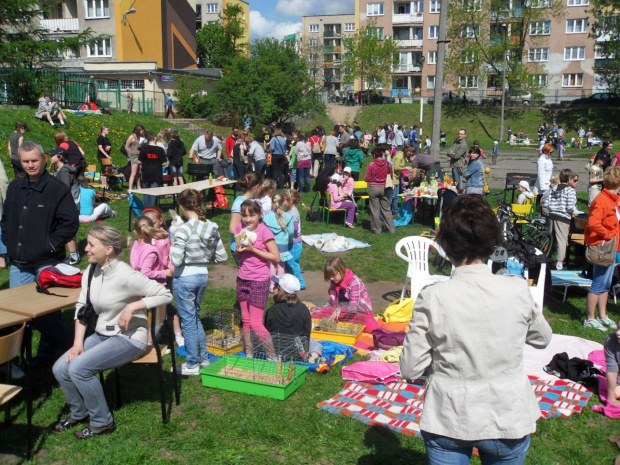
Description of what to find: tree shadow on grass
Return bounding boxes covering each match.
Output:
[357,425,427,465]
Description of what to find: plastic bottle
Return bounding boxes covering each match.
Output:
[209,173,213,186]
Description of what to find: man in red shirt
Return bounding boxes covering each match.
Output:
[225,127,239,160]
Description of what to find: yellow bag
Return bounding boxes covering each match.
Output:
[383,298,414,323]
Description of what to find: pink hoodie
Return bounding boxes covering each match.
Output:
[130,241,167,284]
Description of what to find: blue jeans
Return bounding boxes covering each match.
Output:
[297,167,311,194]
[173,274,209,368]
[142,181,160,207]
[290,168,297,184]
[53,333,144,427]
[590,257,619,295]
[422,431,531,465]
[11,264,73,360]
[389,183,400,214]
[452,167,462,187]
[285,242,305,289]
[0,227,6,255]
[325,154,336,167]
[254,159,267,176]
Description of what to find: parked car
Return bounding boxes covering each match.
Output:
[492,91,532,106]
[427,92,470,105]
[570,92,620,105]
[359,90,387,105]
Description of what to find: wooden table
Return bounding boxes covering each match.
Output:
[0,311,31,330]
[128,179,237,230]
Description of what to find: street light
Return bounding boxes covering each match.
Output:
[122,8,136,26]
[499,23,508,143]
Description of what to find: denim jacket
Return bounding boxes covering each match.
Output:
[462,157,484,188]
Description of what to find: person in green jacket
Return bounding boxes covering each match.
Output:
[390,146,407,214]
[342,139,365,181]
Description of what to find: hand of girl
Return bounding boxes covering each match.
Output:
[328,308,341,321]
[118,306,135,331]
[66,344,84,363]
[165,268,174,277]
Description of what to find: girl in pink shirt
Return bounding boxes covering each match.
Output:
[130,216,172,284]
[235,200,280,358]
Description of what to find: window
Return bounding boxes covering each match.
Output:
[459,76,478,88]
[344,23,355,32]
[309,24,319,33]
[85,0,109,19]
[87,38,111,57]
[121,79,144,90]
[568,0,589,5]
[309,38,318,46]
[309,53,319,62]
[529,74,548,86]
[529,21,551,35]
[428,51,437,64]
[369,28,384,39]
[528,47,549,62]
[563,73,583,87]
[430,0,441,12]
[367,3,384,15]
[532,0,552,7]
[566,19,588,33]
[396,2,411,13]
[461,50,476,63]
[206,3,218,13]
[463,0,482,11]
[462,25,480,38]
[64,48,79,59]
[595,46,614,59]
[411,1,424,13]
[429,26,438,39]
[427,76,436,89]
[564,46,585,60]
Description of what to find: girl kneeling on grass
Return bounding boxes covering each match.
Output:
[235,200,280,357]
[170,189,227,375]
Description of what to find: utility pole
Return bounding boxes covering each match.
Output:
[430,0,450,160]
[499,23,508,144]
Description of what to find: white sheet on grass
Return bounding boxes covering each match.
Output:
[302,233,371,253]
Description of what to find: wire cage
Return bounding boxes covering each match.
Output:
[309,302,366,332]
[204,307,244,357]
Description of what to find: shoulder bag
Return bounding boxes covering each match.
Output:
[385,165,394,189]
[76,265,98,337]
[586,236,617,267]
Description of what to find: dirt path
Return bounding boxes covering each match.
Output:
[208,262,403,313]
[326,103,362,126]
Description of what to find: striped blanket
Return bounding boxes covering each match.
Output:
[318,376,593,437]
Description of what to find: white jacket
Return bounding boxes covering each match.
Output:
[400,264,552,440]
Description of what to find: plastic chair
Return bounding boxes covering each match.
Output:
[353,180,369,210]
[321,192,347,226]
[0,323,31,455]
[395,236,451,302]
[109,305,180,423]
[511,203,534,222]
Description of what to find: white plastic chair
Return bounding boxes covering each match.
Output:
[395,236,452,303]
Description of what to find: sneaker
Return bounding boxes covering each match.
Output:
[583,319,607,331]
[171,363,200,375]
[307,354,320,364]
[200,359,210,368]
[599,317,618,330]
[64,254,81,266]
[556,263,563,270]
[345,222,355,229]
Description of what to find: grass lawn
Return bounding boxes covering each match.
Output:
[0,108,618,463]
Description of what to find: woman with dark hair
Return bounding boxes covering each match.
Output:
[96,126,112,189]
[462,146,485,194]
[400,195,552,465]
[125,124,146,190]
[342,138,364,181]
[364,147,395,234]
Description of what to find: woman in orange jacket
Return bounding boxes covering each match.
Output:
[584,166,620,331]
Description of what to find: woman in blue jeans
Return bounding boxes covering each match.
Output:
[53,225,172,439]
[400,195,552,465]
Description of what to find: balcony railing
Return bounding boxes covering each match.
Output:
[324,46,334,52]
[40,18,79,33]
[490,8,523,19]
[395,39,423,48]
[393,63,422,73]
[324,31,341,38]
[393,13,424,24]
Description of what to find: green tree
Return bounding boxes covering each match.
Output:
[196,3,247,68]
[445,0,565,97]
[341,19,400,105]
[207,38,323,125]
[589,0,620,93]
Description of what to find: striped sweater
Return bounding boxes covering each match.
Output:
[170,218,227,276]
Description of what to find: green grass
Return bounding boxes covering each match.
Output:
[0,109,619,463]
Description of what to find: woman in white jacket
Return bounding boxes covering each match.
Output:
[400,195,552,465]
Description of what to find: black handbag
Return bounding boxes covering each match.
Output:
[76,265,98,337]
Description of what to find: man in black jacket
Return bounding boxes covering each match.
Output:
[0,140,79,365]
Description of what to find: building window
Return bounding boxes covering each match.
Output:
[206,3,218,14]
[427,76,436,89]
[529,74,548,86]
[344,23,355,32]
[461,50,476,63]
[309,38,319,46]
[568,0,589,5]
[594,46,613,59]
[430,0,441,12]
[562,73,583,87]
[532,0,552,7]
[529,21,551,35]
[121,79,144,90]
[528,47,549,62]
[64,48,80,59]
[459,76,478,88]
[463,0,482,11]
[428,51,437,64]
[85,0,109,19]
[462,25,480,38]
[429,26,438,39]
[87,38,111,57]
[367,3,384,15]
[564,46,585,60]
[369,28,384,39]
[566,18,588,33]
[309,24,319,33]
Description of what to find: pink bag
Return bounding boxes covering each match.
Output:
[372,328,406,350]
[342,361,400,384]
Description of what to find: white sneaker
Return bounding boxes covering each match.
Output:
[600,317,618,330]
[171,363,200,375]
[200,359,210,368]
[583,319,607,332]
[556,263,563,270]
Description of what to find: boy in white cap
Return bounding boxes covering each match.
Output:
[517,180,534,205]
[264,274,323,364]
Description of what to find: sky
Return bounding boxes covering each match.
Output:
[249,0,355,41]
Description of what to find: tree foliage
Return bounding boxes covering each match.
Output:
[341,19,400,103]
[446,0,565,95]
[196,3,247,69]
[589,0,620,92]
[205,38,323,125]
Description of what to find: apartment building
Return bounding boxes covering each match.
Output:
[356,0,604,100]
[301,14,357,92]
[194,0,250,54]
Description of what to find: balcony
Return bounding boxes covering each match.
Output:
[393,63,422,73]
[393,13,424,24]
[395,39,423,48]
[40,18,80,33]
[324,31,341,38]
[490,9,523,19]
[323,45,342,52]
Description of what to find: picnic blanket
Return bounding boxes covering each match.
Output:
[318,376,593,438]
[302,233,371,252]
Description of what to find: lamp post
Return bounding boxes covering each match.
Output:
[499,23,508,143]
